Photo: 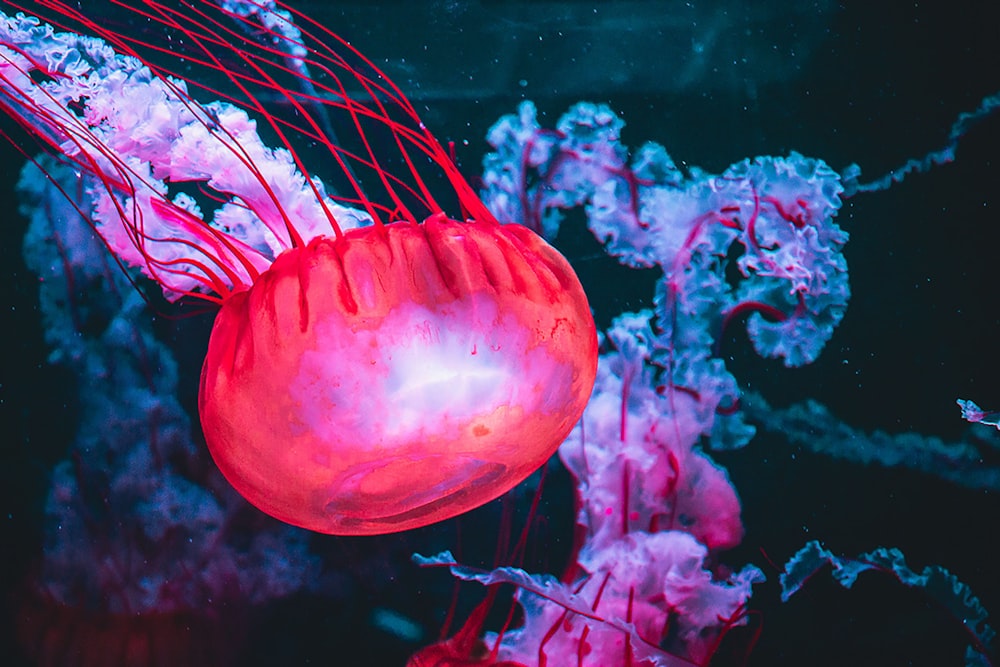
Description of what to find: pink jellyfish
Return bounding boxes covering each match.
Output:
[0,0,598,535]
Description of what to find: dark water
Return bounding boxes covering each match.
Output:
[1,1,999,665]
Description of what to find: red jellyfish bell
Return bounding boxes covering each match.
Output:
[4,1,597,535]
[202,216,596,534]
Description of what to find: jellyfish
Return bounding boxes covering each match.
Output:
[0,1,598,535]
[15,156,320,667]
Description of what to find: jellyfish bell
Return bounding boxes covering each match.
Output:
[1,0,597,534]
[202,215,596,534]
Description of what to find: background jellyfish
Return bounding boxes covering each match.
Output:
[11,157,321,666]
[414,95,998,665]
[2,0,999,665]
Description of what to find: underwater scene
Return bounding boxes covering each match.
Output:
[1,1,998,665]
